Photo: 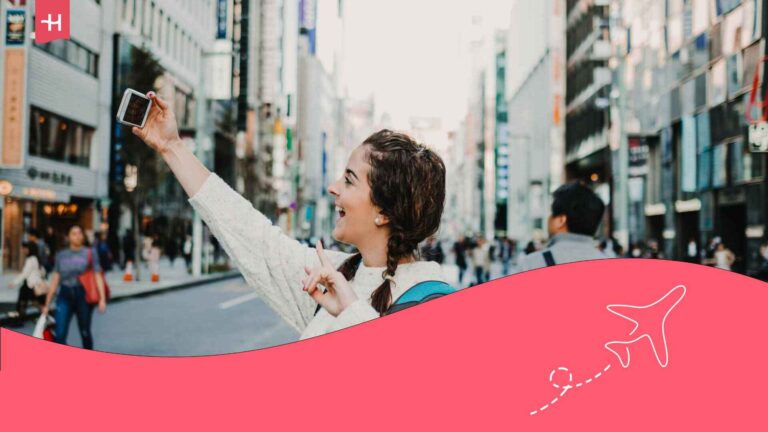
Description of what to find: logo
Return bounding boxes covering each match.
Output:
[34,0,70,44]
[529,285,687,416]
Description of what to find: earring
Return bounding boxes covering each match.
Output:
[375,217,382,226]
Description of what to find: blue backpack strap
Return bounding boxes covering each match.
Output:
[384,280,455,316]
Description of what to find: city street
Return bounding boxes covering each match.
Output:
[9,278,298,356]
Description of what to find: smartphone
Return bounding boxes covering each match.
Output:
[116,89,152,128]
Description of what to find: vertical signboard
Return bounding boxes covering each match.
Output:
[5,8,25,46]
[2,49,26,167]
[300,0,317,54]
[216,0,228,40]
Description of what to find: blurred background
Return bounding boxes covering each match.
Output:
[0,0,766,353]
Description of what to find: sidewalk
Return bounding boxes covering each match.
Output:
[0,257,240,323]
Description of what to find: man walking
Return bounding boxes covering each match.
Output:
[517,183,608,272]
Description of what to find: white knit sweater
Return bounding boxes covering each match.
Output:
[188,173,446,340]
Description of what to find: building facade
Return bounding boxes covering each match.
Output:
[612,0,767,274]
[565,0,613,234]
[505,0,567,244]
[0,0,115,272]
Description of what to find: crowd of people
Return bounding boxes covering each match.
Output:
[418,182,764,289]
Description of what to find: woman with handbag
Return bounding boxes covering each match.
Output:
[41,225,107,350]
[7,242,47,325]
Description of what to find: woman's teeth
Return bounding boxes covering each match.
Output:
[336,206,345,217]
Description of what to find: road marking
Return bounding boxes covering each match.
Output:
[219,292,259,310]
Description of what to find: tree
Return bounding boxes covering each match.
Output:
[115,46,165,280]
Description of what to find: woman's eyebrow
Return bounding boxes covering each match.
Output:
[345,169,359,181]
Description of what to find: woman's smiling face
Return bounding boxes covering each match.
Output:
[327,145,384,246]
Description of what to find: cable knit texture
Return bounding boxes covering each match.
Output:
[188,173,446,339]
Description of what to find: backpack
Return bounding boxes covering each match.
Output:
[314,280,455,317]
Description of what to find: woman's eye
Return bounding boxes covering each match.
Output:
[344,177,352,185]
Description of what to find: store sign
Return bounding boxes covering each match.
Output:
[216,0,228,39]
[0,180,13,196]
[6,8,25,46]
[2,49,25,168]
[26,166,74,186]
[628,137,649,177]
[748,122,768,152]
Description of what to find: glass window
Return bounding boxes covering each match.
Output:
[712,143,727,187]
[698,148,712,190]
[28,107,94,167]
[692,0,709,35]
[721,5,743,57]
[729,140,745,183]
[36,39,98,78]
[726,53,743,98]
[708,58,727,107]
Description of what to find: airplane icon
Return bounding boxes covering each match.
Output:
[604,285,687,369]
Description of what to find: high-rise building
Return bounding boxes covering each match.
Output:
[505,0,567,243]
[108,0,218,267]
[296,0,345,240]
[611,0,767,274]
[565,0,613,233]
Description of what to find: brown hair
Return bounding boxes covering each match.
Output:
[337,129,446,315]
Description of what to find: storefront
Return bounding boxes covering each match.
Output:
[0,157,105,273]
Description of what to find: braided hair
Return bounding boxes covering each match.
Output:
[337,129,446,315]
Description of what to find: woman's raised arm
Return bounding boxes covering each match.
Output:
[131,92,210,197]
[132,92,351,331]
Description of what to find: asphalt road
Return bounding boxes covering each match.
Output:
[6,277,299,356]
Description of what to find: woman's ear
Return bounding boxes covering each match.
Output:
[375,212,390,227]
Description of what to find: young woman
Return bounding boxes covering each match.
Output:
[133,92,447,339]
[41,225,107,350]
[7,242,47,323]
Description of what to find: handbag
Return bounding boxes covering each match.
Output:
[79,248,111,305]
[33,280,49,297]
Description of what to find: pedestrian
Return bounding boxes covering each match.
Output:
[713,242,736,271]
[757,240,768,281]
[133,91,449,339]
[166,236,178,267]
[421,237,445,264]
[471,238,491,284]
[686,238,698,264]
[499,238,513,275]
[95,231,113,272]
[143,238,162,282]
[44,226,59,268]
[453,235,469,287]
[644,239,664,259]
[41,225,107,350]
[122,229,136,269]
[516,182,608,272]
[28,230,50,274]
[6,242,47,325]
[183,234,193,272]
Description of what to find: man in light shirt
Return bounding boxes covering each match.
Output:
[517,183,608,272]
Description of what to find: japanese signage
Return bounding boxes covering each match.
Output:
[5,8,25,46]
[2,50,26,167]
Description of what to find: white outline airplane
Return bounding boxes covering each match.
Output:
[604,285,687,368]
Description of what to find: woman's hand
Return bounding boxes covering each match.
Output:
[131,92,181,154]
[97,299,107,314]
[41,305,49,316]
[303,241,358,317]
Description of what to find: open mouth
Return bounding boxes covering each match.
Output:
[336,206,346,219]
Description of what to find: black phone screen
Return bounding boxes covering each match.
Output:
[123,93,150,125]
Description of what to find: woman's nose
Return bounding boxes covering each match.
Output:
[327,181,339,196]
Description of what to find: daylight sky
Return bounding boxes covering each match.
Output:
[343,0,513,130]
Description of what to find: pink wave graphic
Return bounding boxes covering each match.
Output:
[0,259,766,430]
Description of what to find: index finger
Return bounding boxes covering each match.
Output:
[315,240,332,268]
